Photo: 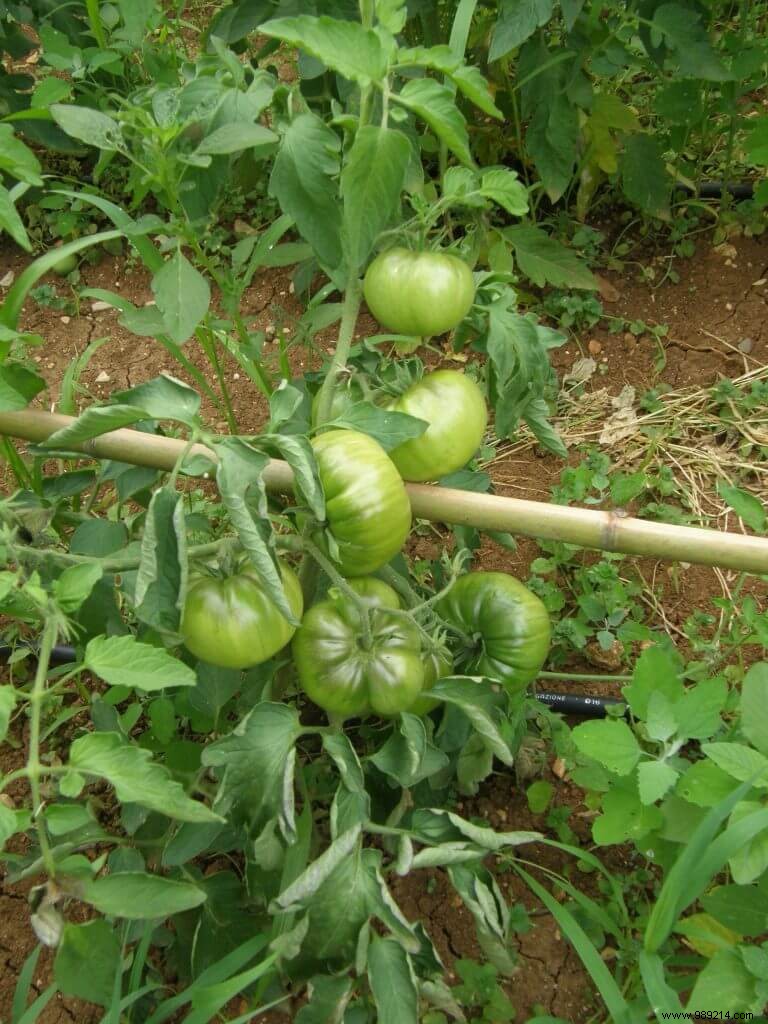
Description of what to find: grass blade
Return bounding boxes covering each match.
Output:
[516,865,631,1024]
[11,947,41,1023]
[1,231,123,329]
[639,950,683,1015]
[644,778,758,952]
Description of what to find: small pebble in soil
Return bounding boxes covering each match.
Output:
[233,373,240,380]
[60,316,70,324]
[265,323,275,336]
[47,362,55,369]
[0,270,15,288]
[587,339,602,355]
[91,300,113,312]
[95,371,110,383]
[725,301,734,311]
[738,337,754,353]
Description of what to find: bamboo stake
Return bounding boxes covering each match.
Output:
[1,409,767,574]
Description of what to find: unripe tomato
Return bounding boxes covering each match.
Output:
[438,572,551,697]
[388,370,488,482]
[363,248,475,337]
[312,429,411,576]
[51,252,78,276]
[181,563,303,669]
[293,577,424,718]
[408,646,453,715]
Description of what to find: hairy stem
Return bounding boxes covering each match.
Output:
[314,276,362,427]
[303,539,373,649]
[27,617,58,878]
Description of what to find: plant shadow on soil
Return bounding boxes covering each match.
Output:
[0,232,766,1021]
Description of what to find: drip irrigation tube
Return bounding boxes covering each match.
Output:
[678,181,755,200]
[0,644,620,717]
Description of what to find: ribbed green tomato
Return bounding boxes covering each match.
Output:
[438,572,551,697]
[293,578,424,718]
[363,248,475,337]
[181,563,303,669]
[312,429,411,576]
[388,370,488,482]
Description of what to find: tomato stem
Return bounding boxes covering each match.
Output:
[26,615,58,879]
[302,538,374,649]
[314,274,362,427]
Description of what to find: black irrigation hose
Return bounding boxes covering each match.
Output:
[1,644,622,718]
[677,180,755,200]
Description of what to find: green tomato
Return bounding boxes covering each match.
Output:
[50,252,78,276]
[438,572,551,697]
[293,577,424,718]
[388,370,488,482]
[363,248,476,337]
[181,563,303,669]
[312,429,411,576]
[408,646,453,716]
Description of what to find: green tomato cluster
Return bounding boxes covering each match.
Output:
[181,294,551,715]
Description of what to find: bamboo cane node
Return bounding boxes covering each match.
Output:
[599,511,625,552]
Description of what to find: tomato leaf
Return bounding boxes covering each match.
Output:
[619,135,670,220]
[393,78,472,167]
[258,433,325,521]
[54,921,121,1006]
[134,487,188,634]
[370,713,449,787]
[112,373,201,426]
[41,404,146,447]
[53,563,103,613]
[741,664,768,757]
[368,937,418,1024]
[480,168,529,215]
[79,872,206,919]
[261,15,388,86]
[195,122,277,155]
[426,676,514,765]
[341,125,410,270]
[525,94,578,202]
[489,0,556,61]
[215,436,299,626]
[68,731,222,823]
[326,401,427,452]
[85,635,195,691]
[450,65,503,118]
[202,702,302,839]
[506,225,597,289]
[269,113,344,278]
[152,250,211,344]
[0,183,32,251]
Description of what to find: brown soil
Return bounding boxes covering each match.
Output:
[1,230,766,1022]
